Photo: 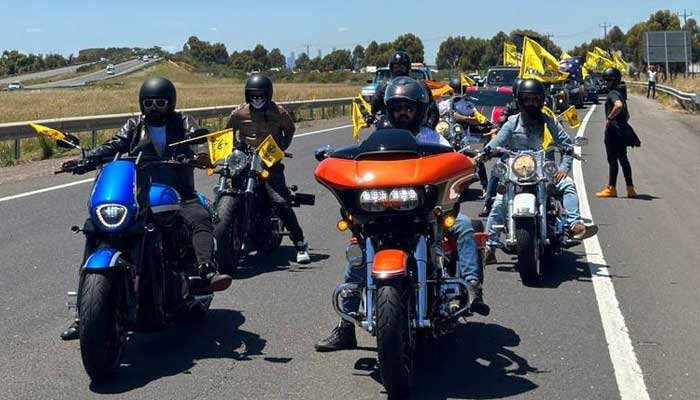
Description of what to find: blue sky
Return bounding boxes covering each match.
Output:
[1,0,699,64]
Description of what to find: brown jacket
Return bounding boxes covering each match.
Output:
[225,102,296,150]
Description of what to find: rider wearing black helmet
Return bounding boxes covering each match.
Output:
[370,51,439,129]
[449,76,462,94]
[59,77,232,340]
[482,78,598,264]
[226,73,310,264]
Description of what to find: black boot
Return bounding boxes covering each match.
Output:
[467,279,490,316]
[196,262,232,293]
[60,319,80,341]
[314,321,357,352]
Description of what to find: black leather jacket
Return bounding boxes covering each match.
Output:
[371,79,440,129]
[86,112,208,196]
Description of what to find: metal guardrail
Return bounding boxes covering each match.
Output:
[627,81,700,111]
[0,97,354,161]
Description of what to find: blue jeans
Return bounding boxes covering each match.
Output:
[484,175,500,208]
[486,177,581,251]
[341,213,480,312]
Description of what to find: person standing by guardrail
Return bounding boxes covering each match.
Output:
[596,67,641,199]
[646,65,657,99]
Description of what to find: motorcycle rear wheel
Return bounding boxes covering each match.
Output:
[376,281,413,399]
[515,220,539,286]
[79,272,124,383]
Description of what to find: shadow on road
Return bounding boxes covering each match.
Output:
[89,309,269,394]
[352,322,542,399]
[233,245,329,280]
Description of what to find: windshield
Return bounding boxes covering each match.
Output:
[470,91,513,107]
[374,69,428,84]
[486,69,518,86]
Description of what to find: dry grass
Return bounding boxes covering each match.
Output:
[0,61,360,124]
[665,76,700,93]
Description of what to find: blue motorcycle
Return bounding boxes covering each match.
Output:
[49,134,224,382]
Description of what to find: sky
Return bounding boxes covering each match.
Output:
[1,0,699,64]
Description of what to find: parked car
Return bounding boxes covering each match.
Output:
[566,77,586,109]
[360,63,433,103]
[465,86,513,125]
[7,81,24,90]
[484,66,519,88]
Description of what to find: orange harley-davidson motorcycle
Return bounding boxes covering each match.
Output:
[314,129,487,398]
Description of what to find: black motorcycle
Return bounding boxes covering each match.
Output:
[212,143,315,274]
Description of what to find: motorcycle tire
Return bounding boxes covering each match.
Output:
[515,220,539,286]
[213,196,242,275]
[183,297,212,321]
[376,281,412,399]
[576,99,584,109]
[79,271,124,383]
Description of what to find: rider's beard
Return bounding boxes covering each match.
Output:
[522,106,544,124]
[395,114,412,129]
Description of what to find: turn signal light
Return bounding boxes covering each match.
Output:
[206,168,214,176]
[260,170,270,179]
[337,219,349,231]
[442,215,456,229]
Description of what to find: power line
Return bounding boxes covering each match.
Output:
[598,22,611,38]
[676,9,693,27]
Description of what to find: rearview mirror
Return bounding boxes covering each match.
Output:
[573,136,588,147]
[315,145,334,161]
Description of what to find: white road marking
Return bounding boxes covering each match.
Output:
[573,105,650,400]
[0,124,352,203]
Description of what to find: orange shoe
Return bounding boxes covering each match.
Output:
[596,185,617,198]
[627,186,637,198]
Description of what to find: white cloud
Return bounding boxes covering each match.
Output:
[208,27,218,31]
[26,28,42,33]
[338,27,349,32]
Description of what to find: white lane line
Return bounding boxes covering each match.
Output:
[0,178,95,203]
[0,124,352,203]
[573,105,650,400]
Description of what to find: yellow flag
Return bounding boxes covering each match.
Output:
[582,66,589,79]
[542,124,554,150]
[473,109,488,124]
[206,128,234,164]
[351,100,368,142]
[257,134,285,167]
[519,37,569,82]
[460,72,475,87]
[541,105,557,119]
[612,52,628,73]
[30,123,66,141]
[593,47,609,58]
[357,94,372,113]
[560,52,572,61]
[559,106,581,128]
[584,51,614,73]
[503,43,520,66]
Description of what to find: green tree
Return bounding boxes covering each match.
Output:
[352,45,365,70]
[268,48,286,69]
[393,33,424,62]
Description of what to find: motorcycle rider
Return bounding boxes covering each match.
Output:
[315,77,489,352]
[482,79,598,264]
[480,77,522,217]
[370,51,439,129]
[225,73,310,264]
[60,77,232,340]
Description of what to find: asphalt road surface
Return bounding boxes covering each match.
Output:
[24,58,159,89]
[0,95,698,399]
[0,62,95,86]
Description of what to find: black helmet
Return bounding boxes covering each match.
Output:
[449,76,462,93]
[602,67,622,88]
[139,77,176,114]
[384,76,429,132]
[511,77,523,99]
[245,73,273,111]
[517,79,545,117]
[388,51,411,77]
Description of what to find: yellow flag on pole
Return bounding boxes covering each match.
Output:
[519,37,569,82]
[560,52,572,61]
[30,123,66,141]
[558,105,581,128]
[206,128,234,164]
[357,94,372,113]
[351,100,368,142]
[612,52,628,73]
[593,47,609,58]
[256,134,285,167]
[503,43,520,66]
[460,72,475,87]
[473,109,488,124]
[584,51,615,73]
[540,106,556,149]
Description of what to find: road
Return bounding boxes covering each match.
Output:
[24,58,159,89]
[0,95,698,399]
[0,62,94,86]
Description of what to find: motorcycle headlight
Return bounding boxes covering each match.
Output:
[493,162,508,178]
[436,121,449,135]
[226,149,247,171]
[95,204,128,228]
[454,124,463,133]
[543,161,559,177]
[512,154,537,179]
[346,242,364,267]
[359,188,420,212]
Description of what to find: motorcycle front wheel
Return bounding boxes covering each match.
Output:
[213,195,242,275]
[376,281,413,399]
[79,271,124,383]
[515,219,539,286]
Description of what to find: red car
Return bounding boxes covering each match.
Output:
[465,86,513,126]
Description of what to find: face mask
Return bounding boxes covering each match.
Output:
[144,111,167,126]
[251,98,266,110]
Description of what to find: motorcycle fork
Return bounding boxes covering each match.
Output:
[537,183,548,244]
[506,184,516,243]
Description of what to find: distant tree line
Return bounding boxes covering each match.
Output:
[0,51,74,77]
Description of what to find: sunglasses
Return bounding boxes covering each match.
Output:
[389,102,417,113]
[142,99,169,110]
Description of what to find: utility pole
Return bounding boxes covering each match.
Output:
[677,9,693,28]
[543,33,554,42]
[599,22,611,38]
